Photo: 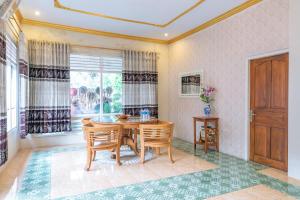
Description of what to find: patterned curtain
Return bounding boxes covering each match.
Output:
[28,40,71,134]
[0,19,7,166]
[122,50,158,117]
[19,32,29,138]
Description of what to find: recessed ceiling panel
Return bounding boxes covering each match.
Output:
[58,0,201,26]
[19,0,258,41]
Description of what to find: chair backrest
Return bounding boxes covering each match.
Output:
[83,125,121,146]
[139,121,174,141]
[81,118,93,140]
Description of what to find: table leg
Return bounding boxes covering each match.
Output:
[124,129,139,155]
[204,121,208,153]
[134,128,138,152]
[127,137,139,155]
[216,120,219,152]
[193,119,197,152]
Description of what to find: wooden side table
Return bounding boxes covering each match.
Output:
[193,116,219,153]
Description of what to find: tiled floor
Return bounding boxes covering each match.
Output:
[207,185,295,200]
[50,147,216,198]
[0,149,31,200]
[0,138,300,200]
[259,168,300,187]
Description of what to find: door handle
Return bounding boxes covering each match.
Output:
[250,110,256,122]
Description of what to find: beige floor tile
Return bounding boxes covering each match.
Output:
[259,168,300,187]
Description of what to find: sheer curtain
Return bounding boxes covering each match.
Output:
[122,50,158,117]
[18,32,29,138]
[27,40,71,134]
[0,19,7,166]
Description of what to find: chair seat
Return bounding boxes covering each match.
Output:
[92,142,117,150]
[144,139,170,147]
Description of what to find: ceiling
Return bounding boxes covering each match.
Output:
[18,0,261,43]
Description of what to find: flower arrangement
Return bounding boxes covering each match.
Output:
[200,86,216,103]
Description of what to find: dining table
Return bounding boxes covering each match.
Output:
[91,116,158,156]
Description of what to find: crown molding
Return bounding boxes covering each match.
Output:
[168,0,262,44]
[54,0,205,28]
[22,18,169,44]
[18,0,262,45]
[15,8,23,23]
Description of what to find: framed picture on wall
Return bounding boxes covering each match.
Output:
[179,71,203,97]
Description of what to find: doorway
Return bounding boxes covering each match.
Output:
[249,53,288,171]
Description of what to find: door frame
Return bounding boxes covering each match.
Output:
[244,49,289,161]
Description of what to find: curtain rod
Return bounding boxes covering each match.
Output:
[72,44,159,55]
[72,44,123,52]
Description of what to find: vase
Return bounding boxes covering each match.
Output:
[204,104,211,116]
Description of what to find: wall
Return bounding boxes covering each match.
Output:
[288,0,300,180]
[168,0,289,159]
[21,24,169,148]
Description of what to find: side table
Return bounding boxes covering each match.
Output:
[193,116,219,153]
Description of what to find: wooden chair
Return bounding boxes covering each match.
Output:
[139,121,174,164]
[81,118,92,126]
[82,125,122,171]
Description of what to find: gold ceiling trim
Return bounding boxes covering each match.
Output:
[54,0,205,28]
[168,0,262,44]
[22,19,168,44]
[15,9,24,24]
[18,0,262,45]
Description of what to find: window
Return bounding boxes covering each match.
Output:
[70,54,122,129]
[6,36,17,132]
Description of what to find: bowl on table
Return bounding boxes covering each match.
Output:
[115,114,130,120]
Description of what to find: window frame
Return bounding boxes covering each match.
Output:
[70,54,123,119]
[5,35,18,133]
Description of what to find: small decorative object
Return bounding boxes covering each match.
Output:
[200,86,216,116]
[179,71,203,97]
[115,114,130,120]
[140,108,151,121]
[204,104,211,116]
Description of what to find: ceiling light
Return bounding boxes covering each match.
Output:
[164,33,168,37]
[35,11,40,16]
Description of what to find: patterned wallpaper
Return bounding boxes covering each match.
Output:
[168,0,289,159]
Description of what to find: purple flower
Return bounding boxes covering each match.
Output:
[200,86,216,103]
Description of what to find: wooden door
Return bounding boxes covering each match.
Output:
[250,53,288,171]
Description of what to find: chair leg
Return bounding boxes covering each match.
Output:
[116,145,121,166]
[85,149,92,171]
[155,147,160,155]
[92,151,96,161]
[140,145,145,164]
[168,145,174,163]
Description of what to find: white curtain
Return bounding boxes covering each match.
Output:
[122,50,158,117]
[19,32,29,138]
[28,40,71,134]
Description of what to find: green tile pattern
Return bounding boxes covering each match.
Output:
[17,139,300,200]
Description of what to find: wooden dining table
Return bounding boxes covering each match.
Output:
[91,116,158,155]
